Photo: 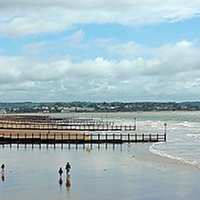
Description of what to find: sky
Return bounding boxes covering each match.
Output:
[0,0,200,102]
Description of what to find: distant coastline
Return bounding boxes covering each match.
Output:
[0,101,200,114]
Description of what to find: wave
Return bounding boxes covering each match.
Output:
[149,143,200,169]
[176,121,200,128]
[187,133,200,139]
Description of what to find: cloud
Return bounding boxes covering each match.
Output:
[64,30,86,48]
[0,40,200,101]
[1,0,200,37]
[22,42,47,55]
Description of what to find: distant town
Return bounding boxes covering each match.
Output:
[0,101,200,114]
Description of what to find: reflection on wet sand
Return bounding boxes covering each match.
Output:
[1,170,5,181]
[59,177,63,185]
[66,174,71,187]
[58,173,71,187]
[7,143,119,151]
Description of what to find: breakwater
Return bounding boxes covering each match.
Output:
[0,115,136,131]
[0,132,166,144]
[0,115,166,144]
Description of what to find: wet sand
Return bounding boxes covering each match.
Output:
[1,143,200,200]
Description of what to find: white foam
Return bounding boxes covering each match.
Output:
[149,143,200,169]
[187,133,200,139]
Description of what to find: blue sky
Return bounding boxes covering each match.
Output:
[0,1,200,102]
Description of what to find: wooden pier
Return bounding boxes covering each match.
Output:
[0,115,136,131]
[0,115,167,144]
[0,131,166,144]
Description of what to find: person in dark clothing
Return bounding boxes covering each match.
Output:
[1,164,5,181]
[58,167,63,178]
[65,162,71,175]
[1,164,5,170]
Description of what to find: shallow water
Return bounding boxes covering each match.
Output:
[1,142,200,200]
[0,143,135,200]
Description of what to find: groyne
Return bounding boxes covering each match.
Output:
[0,115,166,144]
[0,132,166,144]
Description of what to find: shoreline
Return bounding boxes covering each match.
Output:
[136,143,200,172]
[2,110,200,116]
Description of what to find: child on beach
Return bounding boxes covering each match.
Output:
[58,167,63,178]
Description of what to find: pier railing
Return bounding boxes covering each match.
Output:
[0,121,136,131]
[0,132,166,144]
[0,115,167,144]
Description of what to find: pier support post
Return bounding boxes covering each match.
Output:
[134,118,136,130]
[142,134,144,142]
[164,123,167,141]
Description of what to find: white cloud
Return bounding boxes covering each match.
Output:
[0,39,200,101]
[22,42,47,55]
[64,30,86,48]
[1,0,200,37]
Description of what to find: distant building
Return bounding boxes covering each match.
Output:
[0,109,6,114]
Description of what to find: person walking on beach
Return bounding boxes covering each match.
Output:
[65,162,71,175]
[58,167,63,185]
[1,164,5,170]
[1,164,5,181]
[58,167,63,178]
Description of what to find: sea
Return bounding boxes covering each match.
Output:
[61,111,200,169]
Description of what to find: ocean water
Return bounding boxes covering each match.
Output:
[101,111,200,169]
[57,111,200,169]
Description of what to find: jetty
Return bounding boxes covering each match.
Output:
[0,115,166,144]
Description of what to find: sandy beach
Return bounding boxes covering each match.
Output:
[1,143,200,200]
[1,112,200,199]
